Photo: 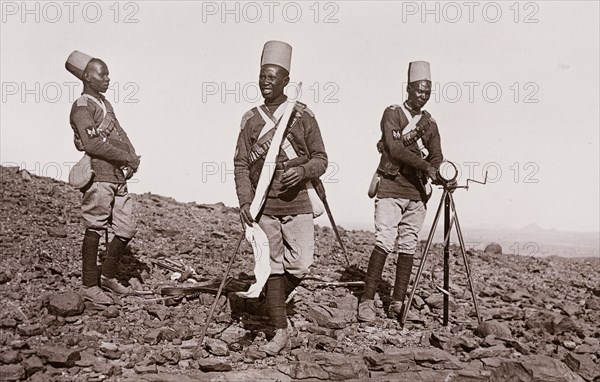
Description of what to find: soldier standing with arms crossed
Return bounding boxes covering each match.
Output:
[359,61,445,322]
[234,41,328,355]
[66,51,141,305]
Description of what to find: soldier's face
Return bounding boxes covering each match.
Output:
[406,80,432,110]
[259,65,289,102]
[84,60,110,94]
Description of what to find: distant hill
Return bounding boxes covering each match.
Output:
[445,224,599,258]
[341,221,599,258]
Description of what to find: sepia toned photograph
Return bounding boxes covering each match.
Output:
[1,1,598,380]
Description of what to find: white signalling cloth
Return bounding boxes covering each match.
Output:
[238,224,271,298]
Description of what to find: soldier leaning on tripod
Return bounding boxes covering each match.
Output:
[66,51,141,305]
[359,61,445,323]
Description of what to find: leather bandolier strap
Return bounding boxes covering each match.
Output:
[248,102,307,183]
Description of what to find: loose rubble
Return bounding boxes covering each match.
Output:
[0,165,599,381]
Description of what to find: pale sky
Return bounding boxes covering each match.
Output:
[1,1,599,233]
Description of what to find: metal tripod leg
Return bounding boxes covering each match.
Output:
[401,189,482,326]
[401,190,447,325]
[448,193,482,324]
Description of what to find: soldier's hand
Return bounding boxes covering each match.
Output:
[128,155,141,171]
[281,167,305,188]
[426,166,439,183]
[124,166,136,180]
[240,203,254,227]
[446,179,458,193]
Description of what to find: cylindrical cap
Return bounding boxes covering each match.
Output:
[65,50,94,80]
[260,41,292,73]
[408,61,431,82]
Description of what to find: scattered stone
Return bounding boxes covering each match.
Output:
[46,227,67,238]
[501,338,531,355]
[424,294,457,310]
[205,338,229,356]
[134,363,157,374]
[490,355,585,382]
[575,343,599,354]
[584,298,600,310]
[481,357,505,368]
[17,324,43,337]
[554,317,581,335]
[451,336,479,352]
[526,310,581,335]
[154,228,181,237]
[564,353,600,381]
[102,306,119,318]
[0,319,17,329]
[484,243,502,255]
[197,358,232,372]
[244,346,267,360]
[501,290,527,303]
[180,349,193,360]
[211,231,227,239]
[142,327,175,345]
[102,349,122,360]
[364,348,462,372]
[92,358,119,376]
[75,350,95,367]
[583,337,599,346]
[0,364,25,381]
[278,361,330,380]
[219,326,247,344]
[475,320,512,339]
[0,350,21,365]
[9,341,27,350]
[560,301,581,317]
[308,305,354,329]
[178,244,195,255]
[145,304,170,321]
[22,356,44,377]
[159,347,180,365]
[47,291,84,317]
[0,271,12,284]
[36,345,81,368]
[469,344,512,360]
[316,353,370,380]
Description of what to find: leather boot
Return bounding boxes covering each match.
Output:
[260,327,290,356]
[362,246,388,300]
[392,254,414,304]
[100,236,132,294]
[82,229,101,287]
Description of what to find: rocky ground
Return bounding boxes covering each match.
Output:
[0,165,599,382]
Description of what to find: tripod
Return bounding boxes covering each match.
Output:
[401,183,483,326]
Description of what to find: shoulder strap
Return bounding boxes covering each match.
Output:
[77,94,115,140]
[81,94,107,117]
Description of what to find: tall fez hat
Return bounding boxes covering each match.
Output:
[408,61,431,83]
[65,50,94,80]
[260,41,292,73]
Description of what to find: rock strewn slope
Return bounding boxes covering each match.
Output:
[0,166,599,381]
